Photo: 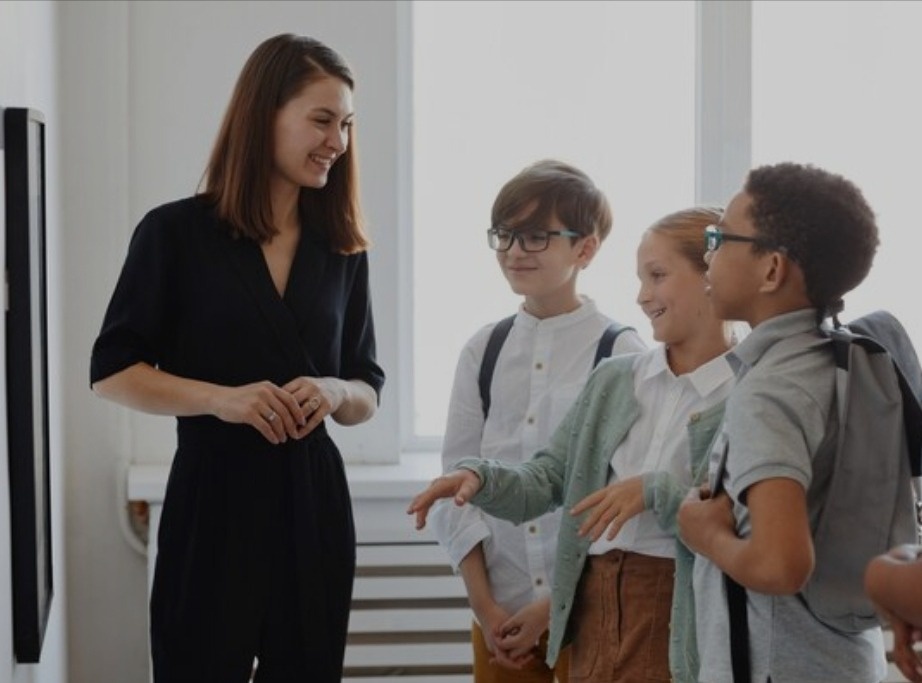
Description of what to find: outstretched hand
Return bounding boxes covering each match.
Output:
[570,475,644,541]
[407,469,482,530]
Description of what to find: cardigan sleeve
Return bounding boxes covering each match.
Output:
[460,401,574,525]
[642,471,688,534]
[642,398,728,534]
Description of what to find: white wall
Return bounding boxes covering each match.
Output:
[0,1,68,682]
[59,2,402,681]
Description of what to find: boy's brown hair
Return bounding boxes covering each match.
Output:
[491,160,612,242]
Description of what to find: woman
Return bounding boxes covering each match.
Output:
[90,34,384,683]
[410,207,734,682]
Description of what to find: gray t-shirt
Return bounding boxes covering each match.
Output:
[693,309,886,683]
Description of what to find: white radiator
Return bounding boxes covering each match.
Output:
[346,476,473,681]
[345,541,472,681]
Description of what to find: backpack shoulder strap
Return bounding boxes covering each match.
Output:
[479,318,635,420]
[725,574,751,683]
[830,312,922,478]
[593,322,634,368]
[478,315,516,420]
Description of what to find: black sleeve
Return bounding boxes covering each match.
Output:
[90,210,176,385]
[339,252,385,401]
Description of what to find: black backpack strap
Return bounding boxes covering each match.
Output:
[478,315,516,420]
[480,318,634,421]
[725,573,751,683]
[593,322,633,368]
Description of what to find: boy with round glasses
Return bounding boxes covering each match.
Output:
[429,159,645,682]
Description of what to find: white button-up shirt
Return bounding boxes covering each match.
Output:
[588,346,735,558]
[429,298,647,614]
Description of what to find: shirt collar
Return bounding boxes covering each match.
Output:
[728,308,820,376]
[641,344,735,398]
[514,295,598,331]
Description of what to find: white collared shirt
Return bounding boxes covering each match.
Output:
[429,298,647,614]
[588,345,735,558]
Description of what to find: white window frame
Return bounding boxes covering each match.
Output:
[337,0,753,465]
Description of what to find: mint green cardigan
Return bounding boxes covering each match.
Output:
[459,353,725,683]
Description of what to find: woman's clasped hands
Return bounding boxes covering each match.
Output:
[212,376,343,444]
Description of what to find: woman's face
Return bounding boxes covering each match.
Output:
[635,229,711,346]
[272,75,353,192]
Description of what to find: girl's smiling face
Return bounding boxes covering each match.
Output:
[636,229,711,346]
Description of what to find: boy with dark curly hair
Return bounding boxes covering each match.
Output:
[678,162,885,682]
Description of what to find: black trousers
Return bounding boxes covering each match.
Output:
[150,427,356,683]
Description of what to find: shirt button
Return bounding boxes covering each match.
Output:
[535,362,544,370]
[535,578,544,586]
[527,416,535,425]
[529,525,537,533]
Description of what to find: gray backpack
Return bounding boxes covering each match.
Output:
[803,310,922,632]
[726,310,922,681]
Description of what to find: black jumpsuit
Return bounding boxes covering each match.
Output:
[90,196,385,682]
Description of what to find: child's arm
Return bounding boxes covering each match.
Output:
[457,545,515,662]
[865,544,922,683]
[678,478,814,594]
[865,544,922,628]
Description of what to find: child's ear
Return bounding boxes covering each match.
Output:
[577,234,601,268]
[759,251,795,294]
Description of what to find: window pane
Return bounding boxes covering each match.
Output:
[753,0,922,343]
[413,0,696,439]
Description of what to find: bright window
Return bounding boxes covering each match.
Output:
[412,0,697,441]
[752,0,922,345]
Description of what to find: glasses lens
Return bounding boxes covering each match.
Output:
[488,228,512,251]
[705,227,720,251]
[521,231,551,252]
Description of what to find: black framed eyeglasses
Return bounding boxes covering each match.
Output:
[704,225,773,252]
[487,227,581,253]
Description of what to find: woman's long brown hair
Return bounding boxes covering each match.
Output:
[200,33,369,254]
